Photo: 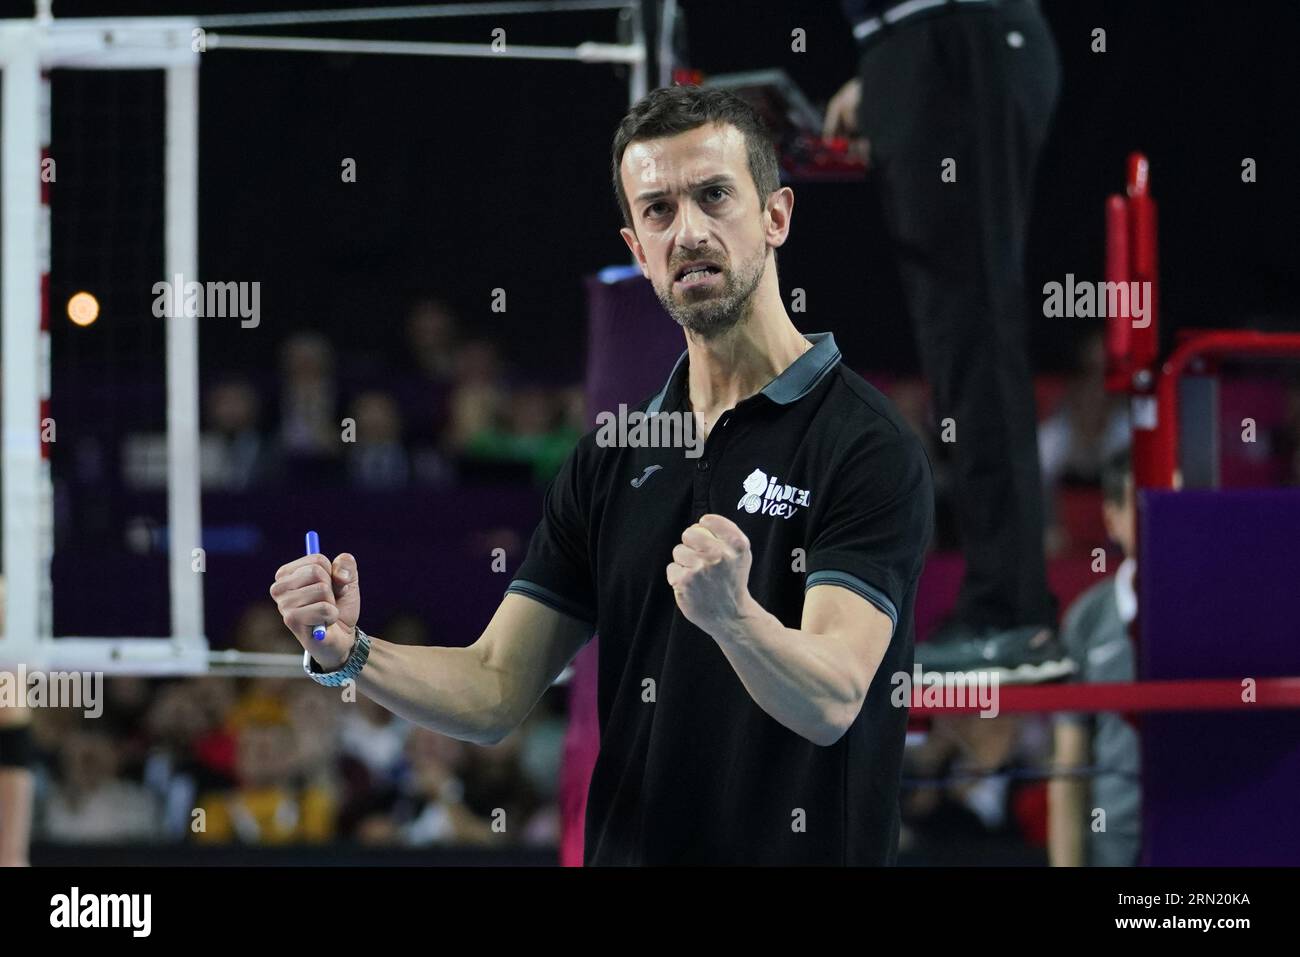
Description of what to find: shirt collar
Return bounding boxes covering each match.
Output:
[1115,556,1137,625]
[646,331,841,416]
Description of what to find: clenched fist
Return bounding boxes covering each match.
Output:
[666,514,758,639]
[269,552,361,669]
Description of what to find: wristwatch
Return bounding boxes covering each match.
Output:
[303,626,372,686]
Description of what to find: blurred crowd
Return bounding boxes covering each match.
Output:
[898,712,1060,864]
[179,308,1133,560]
[124,298,586,492]
[23,601,565,850]
[113,295,1300,563]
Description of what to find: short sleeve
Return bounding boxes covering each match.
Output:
[505,440,598,626]
[803,428,935,638]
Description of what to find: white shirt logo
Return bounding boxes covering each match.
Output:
[737,468,811,520]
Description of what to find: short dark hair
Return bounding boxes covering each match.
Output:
[1101,448,1133,506]
[611,85,781,231]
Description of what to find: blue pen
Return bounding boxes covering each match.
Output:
[304,530,327,641]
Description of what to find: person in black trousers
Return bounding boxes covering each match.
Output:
[826,0,1071,682]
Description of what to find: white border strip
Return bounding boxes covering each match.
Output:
[165,62,205,654]
[205,33,642,63]
[46,641,303,677]
[0,25,46,670]
[199,0,636,29]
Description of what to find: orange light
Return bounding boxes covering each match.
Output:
[67,291,100,326]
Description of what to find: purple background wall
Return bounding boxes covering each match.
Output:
[1140,489,1300,865]
[53,485,545,649]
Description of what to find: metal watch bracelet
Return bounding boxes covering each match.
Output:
[303,626,372,686]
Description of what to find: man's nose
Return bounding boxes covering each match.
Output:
[673,200,710,248]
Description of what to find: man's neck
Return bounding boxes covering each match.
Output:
[683,306,810,437]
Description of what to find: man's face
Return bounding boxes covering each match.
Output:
[1103,476,1136,559]
[619,122,786,339]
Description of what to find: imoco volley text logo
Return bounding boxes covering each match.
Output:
[737,468,811,520]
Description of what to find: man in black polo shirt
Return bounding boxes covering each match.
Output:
[270,86,933,865]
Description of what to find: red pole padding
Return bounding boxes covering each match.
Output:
[1104,193,1131,393]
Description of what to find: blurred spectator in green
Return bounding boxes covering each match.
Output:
[462,381,581,484]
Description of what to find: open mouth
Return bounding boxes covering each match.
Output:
[674,263,723,287]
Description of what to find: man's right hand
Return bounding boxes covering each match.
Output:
[269,552,361,670]
[823,77,871,168]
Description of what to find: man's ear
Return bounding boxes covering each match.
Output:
[620,226,649,279]
[764,186,794,249]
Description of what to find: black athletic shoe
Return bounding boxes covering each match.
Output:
[915,620,1075,685]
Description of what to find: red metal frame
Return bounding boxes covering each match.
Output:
[899,154,1300,730]
[1105,152,1300,489]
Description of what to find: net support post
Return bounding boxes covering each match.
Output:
[0,24,49,670]
[165,59,206,654]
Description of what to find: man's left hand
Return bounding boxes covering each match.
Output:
[666,514,758,640]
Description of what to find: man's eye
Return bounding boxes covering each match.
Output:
[704,187,727,202]
[646,202,668,217]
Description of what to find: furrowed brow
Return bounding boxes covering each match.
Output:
[635,174,736,206]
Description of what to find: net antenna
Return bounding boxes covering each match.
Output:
[0,0,648,677]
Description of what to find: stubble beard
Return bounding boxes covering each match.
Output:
[655,250,766,341]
